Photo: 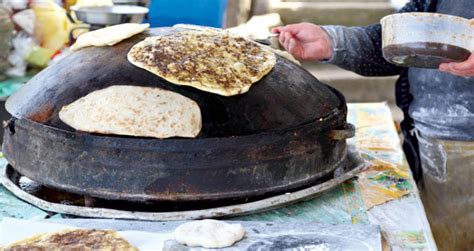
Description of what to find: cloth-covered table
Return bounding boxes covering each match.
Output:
[0,103,436,250]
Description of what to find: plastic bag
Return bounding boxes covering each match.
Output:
[25,46,56,68]
[12,9,35,35]
[0,5,13,76]
[48,48,71,66]
[32,0,71,51]
[3,0,28,10]
[7,32,37,77]
[417,132,474,250]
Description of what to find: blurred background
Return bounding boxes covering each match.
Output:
[0,0,410,134]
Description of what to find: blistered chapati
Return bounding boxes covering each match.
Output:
[70,23,149,51]
[127,30,276,96]
[3,229,137,251]
[59,85,202,138]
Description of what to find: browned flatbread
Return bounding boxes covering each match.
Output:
[127,30,276,96]
[3,229,138,251]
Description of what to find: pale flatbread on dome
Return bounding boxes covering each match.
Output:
[59,85,202,139]
[70,23,149,51]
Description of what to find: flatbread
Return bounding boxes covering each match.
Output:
[269,47,301,65]
[174,219,245,248]
[3,229,137,251]
[172,24,299,65]
[70,23,149,51]
[127,30,276,96]
[59,85,202,138]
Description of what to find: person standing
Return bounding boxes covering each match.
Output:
[273,0,473,250]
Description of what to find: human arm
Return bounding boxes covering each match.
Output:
[273,0,431,77]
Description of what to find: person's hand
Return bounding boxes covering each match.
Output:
[439,53,474,77]
[272,23,333,61]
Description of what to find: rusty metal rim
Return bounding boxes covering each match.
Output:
[18,150,348,202]
[0,148,368,221]
[5,85,348,147]
[10,106,346,144]
[3,106,351,202]
[6,107,349,155]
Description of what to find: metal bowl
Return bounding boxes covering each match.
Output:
[71,5,148,26]
[381,13,473,68]
[113,0,146,6]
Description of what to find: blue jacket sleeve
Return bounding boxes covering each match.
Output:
[321,0,430,76]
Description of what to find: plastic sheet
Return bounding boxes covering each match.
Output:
[417,132,474,250]
[7,32,37,77]
[348,103,413,209]
[357,161,412,209]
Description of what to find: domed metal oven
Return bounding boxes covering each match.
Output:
[2,27,354,202]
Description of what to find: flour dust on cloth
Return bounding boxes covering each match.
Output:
[174,219,245,248]
[128,30,276,96]
[59,85,202,138]
[70,23,150,51]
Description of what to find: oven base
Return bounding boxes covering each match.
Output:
[0,146,367,221]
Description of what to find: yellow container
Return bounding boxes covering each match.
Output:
[32,1,71,51]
